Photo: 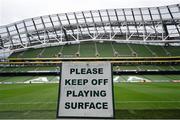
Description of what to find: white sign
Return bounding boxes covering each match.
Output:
[57,62,114,118]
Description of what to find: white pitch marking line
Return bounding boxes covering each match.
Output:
[0,102,56,104]
[116,101,180,103]
[1,101,180,104]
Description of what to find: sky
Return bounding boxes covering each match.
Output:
[0,0,180,26]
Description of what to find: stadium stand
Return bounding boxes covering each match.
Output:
[61,44,79,57]
[79,42,96,57]
[112,43,133,57]
[8,42,180,58]
[40,46,62,58]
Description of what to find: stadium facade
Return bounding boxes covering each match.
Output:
[0,4,180,57]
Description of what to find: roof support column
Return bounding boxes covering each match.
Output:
[167,6,180,36]
[6,27,14,48]
[74,12,83,40]
[65,13,76,38]
[139,8,147,40]
[122,9,130,40]
[90,11,98,38]
[0,35,4,48]
[32,18,41,40]
[114,9,123,35]
[148,8,158,40]
[82,11,93,38]
[49,15,58,38]
[23,20,31,46]
[15,24,23,46]
[57,14,68,41]
[40,16,50,42]
[131,8,139,38]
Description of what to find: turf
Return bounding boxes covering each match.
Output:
[0,83,180,119]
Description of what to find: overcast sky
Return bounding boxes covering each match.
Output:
[0,0,180,26]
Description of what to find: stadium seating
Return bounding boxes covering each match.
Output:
[146,45,169,56]
[79,42,96,57]
[9,42,180,58]
[22,48,44,58]
[113,65,180,71]
[129,44,154,57]
[9,51,25,58]
[96,42,114,57]
[1,65,178,73]
[41,46,62,58]
[112,43,132,57]
[61,44,79,57]
[0,66,59,72]
[165,46,180,56]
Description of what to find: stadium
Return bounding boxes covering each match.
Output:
[0,2,180,119]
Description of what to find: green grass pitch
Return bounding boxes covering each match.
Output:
[0,83,180,119]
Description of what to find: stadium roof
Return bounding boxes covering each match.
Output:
[0,4,180,50]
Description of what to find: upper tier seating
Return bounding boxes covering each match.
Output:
[9,42,180,58]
